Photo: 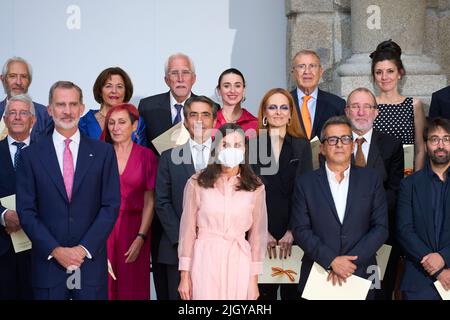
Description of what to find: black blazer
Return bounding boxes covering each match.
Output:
[0,138,16,256]
[252,134,312,239]
[291,165,389,294]
[290,88,346,140]
[155,142,195,265]
[429,85,450,120]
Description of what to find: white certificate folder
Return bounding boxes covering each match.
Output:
[258,245,304,284]
[302,262,372,300]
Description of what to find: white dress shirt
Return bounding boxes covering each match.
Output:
[0,136,31,226]
[296,86,319,129]
[170,92,191,124]
[352,128,373,163]
[189,137,212,169]
[325,162,351,224]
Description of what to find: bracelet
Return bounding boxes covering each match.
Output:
[137,233,147,241]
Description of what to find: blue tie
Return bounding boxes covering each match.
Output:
[12,141,26,170]
[173,104,183,124]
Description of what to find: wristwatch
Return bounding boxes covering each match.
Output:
[137,232,147,241]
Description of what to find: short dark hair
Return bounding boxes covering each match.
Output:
[370,39,405,79]
[320,116,352,142]
[423,117,450,141]
[216,68,246,89]
[197,123,262,192]
[49,81,83,104]
[183,95,219,120]
[92,67,133,104]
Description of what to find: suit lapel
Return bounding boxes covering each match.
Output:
[342,167,357,225]
[0,139,14,172]
[160,92,174,130]
[0,99,6,116]
[179,143,195,178]
[416,170,438,249]
[311,90,324,138]
[71,136,96,197]
[291,89,307,135]
[39,138,69,202]
[317,167,342,224]
[367,131,381,168]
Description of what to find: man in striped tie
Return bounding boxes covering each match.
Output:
[0,93,35,299]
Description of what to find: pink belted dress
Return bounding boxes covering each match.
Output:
[178,174,267,300]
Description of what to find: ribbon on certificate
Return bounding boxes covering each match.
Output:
[271,266,297,282]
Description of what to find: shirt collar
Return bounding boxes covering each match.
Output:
[425,160,450,181]
[189,137,212,150]
[297,86,318,100]
[52,129,80,146]
[325,161,351,182]
[7,135,31,146]
[352,128,373,145]
[170,91,191,107]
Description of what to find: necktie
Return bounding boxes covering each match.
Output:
[12,141,26,170]
[173,104,183,124]
[301,95,312,139]
[193,144,206,172]
[63,139,75,201]
[355,137,366,167]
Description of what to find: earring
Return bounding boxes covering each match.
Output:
[262,117,267,126]
[287,118,291,126]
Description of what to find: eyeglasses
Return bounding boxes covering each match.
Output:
[266,104,290,111]
[322,135,353,146]
[293,64,321,73]
[168,70,193,79]
[427,135,450,146]
[347,104,377,111]
[5,110,32,118]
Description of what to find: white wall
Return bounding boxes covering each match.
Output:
[0,0,286,115]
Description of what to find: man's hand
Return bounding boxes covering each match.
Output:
[4,210,21,234]
[437,269,450,291]
[51,246,86,270]
[327,270,347,286]
[330,255,358,279]
[421,253,445,276]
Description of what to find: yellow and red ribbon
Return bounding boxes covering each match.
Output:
[271,267,298,282]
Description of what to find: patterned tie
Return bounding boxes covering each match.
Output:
[193,144,206,172]
[12,141,26,170]
[63,139,75,201]
[173,104,183,124]
[301,95,312,139]
[355,137,366,167]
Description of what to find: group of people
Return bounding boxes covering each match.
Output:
[0,38,449,301]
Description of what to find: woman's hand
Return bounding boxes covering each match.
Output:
[178,271,193,300]
[267,232,278,259]
[278,230,294,259]
[247,275,260,300]
[124,236,144,263]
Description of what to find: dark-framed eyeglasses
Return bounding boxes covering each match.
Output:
[427,135,450,146]
[322,135,353,146]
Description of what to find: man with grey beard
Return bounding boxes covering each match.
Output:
[344,87,404,299]
[397,117,450,300]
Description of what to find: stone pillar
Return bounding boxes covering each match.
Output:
[336,0,446,113]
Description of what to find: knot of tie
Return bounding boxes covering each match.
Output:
[64,138,72,148]
[193,144,206,172]
[12,141,26,149]
[356,137,365,146]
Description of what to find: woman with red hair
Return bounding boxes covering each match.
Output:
[101,103,158,300]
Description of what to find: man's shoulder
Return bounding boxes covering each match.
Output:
[433,85,450,98]
[318,89,345,103]
[32,100,47,110]
[372,129,402,148]
[139,91,170,107]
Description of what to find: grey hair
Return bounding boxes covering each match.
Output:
[48,81,83,105]
[164,53,196,75]
[5,93,36,116]
[2,56,33,83]
[183,95,219,120]
[346,87,378,109]
[292,49,322,67]
[320,115,352,142]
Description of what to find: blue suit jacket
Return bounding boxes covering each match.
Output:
[0,138,16,256]
[291,165,388,294]
[16,134,121,288]
[397,167,450,292]
[290,88,346,140]
[0,98,53,143]
[429,85,450,120]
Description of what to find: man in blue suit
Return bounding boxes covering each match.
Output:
[429,86,450,120]
[290,50,345,140]
[0,93,35,299]
[397,117,450,300]
[291,116,388,299]
[1,57,52,142]
[16,81,121,300]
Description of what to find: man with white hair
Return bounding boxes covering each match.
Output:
[0,57,52,142]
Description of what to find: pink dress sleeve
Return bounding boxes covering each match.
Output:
[178,177,200,271]
[247,184,268,275]
[144,148,158,190]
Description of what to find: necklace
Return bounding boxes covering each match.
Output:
[98,110,107,118]
[222,109,242,123]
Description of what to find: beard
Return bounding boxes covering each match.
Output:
[54,117,80,130]
[429,148,450,165]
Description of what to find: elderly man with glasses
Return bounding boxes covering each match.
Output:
[291,115,388,300]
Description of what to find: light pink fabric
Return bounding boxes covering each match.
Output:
[63,138,74,201]
[178,174,267,300]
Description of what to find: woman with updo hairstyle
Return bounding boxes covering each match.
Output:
[370,39,426,171]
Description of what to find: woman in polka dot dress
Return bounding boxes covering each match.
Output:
[370,40,426,171]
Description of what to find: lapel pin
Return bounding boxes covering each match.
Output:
[89,154,93,157]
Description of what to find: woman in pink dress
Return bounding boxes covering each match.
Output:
[178,123,268,300]
[101,103,157,300]
[214,68,258,138]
